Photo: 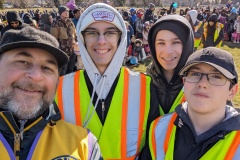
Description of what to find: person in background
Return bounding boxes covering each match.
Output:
[1,11,29,37]
[144,3,155,22]
[122,11,131,25]
[202,14,224,48]
[142,21,151,56]
[141,47,240,159]
[146,15,194,116]
[218,8,228,35]
[23,16,38,28]
[50,6,77,76]
[228,7,238,41]
[132,38,144,62]
[125,21,134,48]
[135,10,144,40]
[55,3,159,159]
[196,8,204,21]
[179,9,185,16]
[129,7,137,33]
[186,10,204,51]
[233,15,240,43]
[40,13,53,33]
[203,9,211,23]
[72,8,81,27]
[149,20,154,27]
[0,26,102,160]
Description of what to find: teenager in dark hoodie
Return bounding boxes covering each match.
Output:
[140,14,194,159]
[146,15,194,116]
[1,11,28,37]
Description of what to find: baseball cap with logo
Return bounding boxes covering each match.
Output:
[179,47,238,84]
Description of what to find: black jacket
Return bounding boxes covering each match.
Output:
[144,9,154,22]
[146,15,194,114]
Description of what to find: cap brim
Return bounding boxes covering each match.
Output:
[0,41,68,68]
[179,61,236,79]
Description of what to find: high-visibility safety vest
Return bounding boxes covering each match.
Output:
[194,21,203,48]
[55,68,151,159]
[0,118,94,160]
[203,22,224,48]
[159,88,185,115]
[149,112,240,160]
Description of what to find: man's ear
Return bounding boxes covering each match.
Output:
[182,77,186,84]
[228,84,238,101]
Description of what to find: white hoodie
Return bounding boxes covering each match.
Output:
[75,3,127,120]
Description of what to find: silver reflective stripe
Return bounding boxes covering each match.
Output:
[233,145,240,160]
[155,113,174,160]
[127,72,141,157]
[62,72,76,124]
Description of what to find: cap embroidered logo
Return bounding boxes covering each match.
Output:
[92,11,115,22]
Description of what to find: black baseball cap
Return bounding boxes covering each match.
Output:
[179,47,238,84]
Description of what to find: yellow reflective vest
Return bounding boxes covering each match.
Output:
[203,22,224,48]
[55,68,151,159]
[159,88,185,115]
[0,112,97,160]
[194,21,203,48]
[149,112,240,160]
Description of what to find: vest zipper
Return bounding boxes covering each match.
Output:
[102,100,105,121]
[14,133,20,159]
[14,120,27,158]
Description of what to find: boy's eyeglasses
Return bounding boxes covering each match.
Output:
[81,30,121,43]
[184,71,230,86]
[10,21,19,25]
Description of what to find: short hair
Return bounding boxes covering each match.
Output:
[73,9,81,15]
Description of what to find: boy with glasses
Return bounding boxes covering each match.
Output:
[55,3,159,159]
[140,47,240,159]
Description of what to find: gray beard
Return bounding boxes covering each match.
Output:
[0,89,51,120]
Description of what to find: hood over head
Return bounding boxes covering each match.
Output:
[188,10,197,24]
[148,14,194,83]
[76,3,127,100]
[231,7,237,13]
[208,14,218,23]
[7,11,22,25]
[41,13,51,25]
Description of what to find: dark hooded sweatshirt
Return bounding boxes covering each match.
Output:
[40,13,52,33]
[146,15,194,114]
[1,11,29,37]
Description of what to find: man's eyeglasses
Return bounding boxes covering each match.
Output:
[184,71,229,86]
[10,21,19,25]
[81,30,121,42]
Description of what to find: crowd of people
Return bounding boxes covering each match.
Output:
[0,1,239,160]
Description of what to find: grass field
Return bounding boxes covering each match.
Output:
[131,41,240,107]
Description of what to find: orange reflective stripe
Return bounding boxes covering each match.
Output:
[224,131,240,160]
[180,95,186,103]
[57,77,64,119]
[152,117,161,157]
[164,113,177,153]
[136,74,146,153]
[74,71,81,126]
[121,68,129,158]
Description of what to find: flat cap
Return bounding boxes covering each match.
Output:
[0,27,69,68]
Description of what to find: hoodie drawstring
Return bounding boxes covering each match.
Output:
[83,74,106,127]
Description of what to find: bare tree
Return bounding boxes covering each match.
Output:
[0,0,4,9]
